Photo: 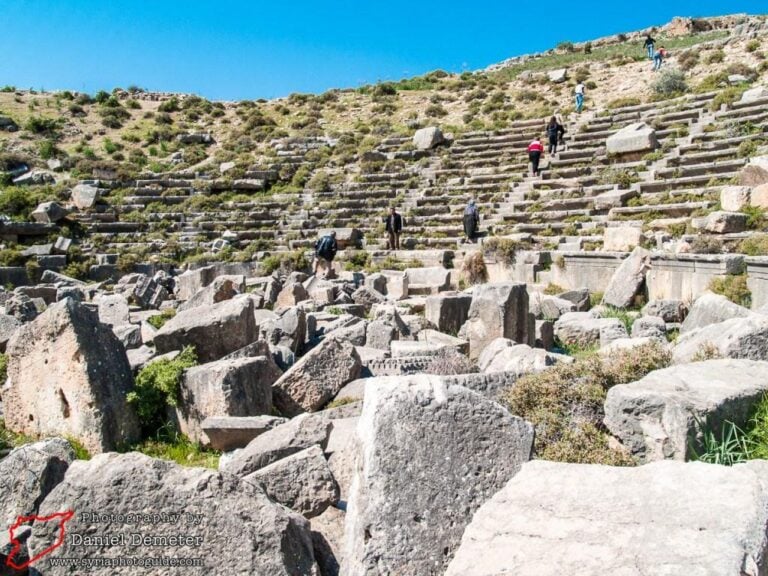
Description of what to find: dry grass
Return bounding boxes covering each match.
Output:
[460,251,489,285]
[502,341,671,465]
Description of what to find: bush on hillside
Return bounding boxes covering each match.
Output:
[652,69,688,96]
[677,50,700,71]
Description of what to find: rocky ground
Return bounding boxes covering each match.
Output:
[1,12,768,576]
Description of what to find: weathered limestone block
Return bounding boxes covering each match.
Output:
[465,282,529,360]
[0,313,21,352]
[643,299,688,323]
[740,155,768,187]
[272,338,362,416]
[446,459,768,576]
[605,359,768,461]
[178,275,243,311]
[606,122,658,155]
[30,201,67,224]
[201,415,287,451]
[96,293,130,326]
[674,314,768,363]
[602,247,651,308]
[4,299,140,454]
[741,85,768,103]
[153,295,257,362]
[404,266,451,295]
[221,413,332,478]
[70,183,100,209]
[720,185,752,211]
[554,312,624,348]
[0,439,74,549]
[30,453,320,575]
[631,315,666,339]
[176,356,282,444]
[603,226,643,252]
[425,292,472,334]
[693,211,747,234]
[343,376,533,576]
[276,282,310,310]
[244,445,339,519]
[413,126,445,150]
[681,291,750,334]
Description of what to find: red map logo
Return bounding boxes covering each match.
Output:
[6,510,74,570]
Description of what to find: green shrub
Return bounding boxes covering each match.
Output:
[652,69,688,96]
[127,346,198,435]
[0,353,7,384]
[706,50,725,64]
[0,249,26,267]
[708,273,751,307]
[307,170,332,192]
[425,104,448,118]
[737,139,760,158]
[158,97,181,113]
[483,237,521,266]
[502,341,671,464]
[556,41,575,53]
[543,283,564,295]
[25,116,61,136]
[343,251,370,272]
[711,86,749,111]
[147,308,176,330]
[599,168,640,189]
[696,72,729,93]
[746,40,761,53]
[93,90,110,104]
[741,205,766,229]
[260,250,309,275]
[39,139,59,160]
[739,234,768,256]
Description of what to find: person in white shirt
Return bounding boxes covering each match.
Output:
[575,82,586,113]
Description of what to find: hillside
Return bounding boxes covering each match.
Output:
[0,13,766,274]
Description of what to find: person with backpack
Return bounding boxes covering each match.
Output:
[384,206,403,250]
[574,82,586,113]
[527,137,544,177]
[463,199,480,243]
[644,34,656,59]
[652,46,667,71]
[546,117,566,155]
[313,230,338,277]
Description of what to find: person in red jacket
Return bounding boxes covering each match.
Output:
[527,137,544,176]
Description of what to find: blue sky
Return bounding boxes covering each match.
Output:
[1,1,765,100]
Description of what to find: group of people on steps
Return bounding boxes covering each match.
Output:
[527,33,670,176]
[312,33,672,276]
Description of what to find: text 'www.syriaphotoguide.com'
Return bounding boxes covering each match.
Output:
[47,556,205,570]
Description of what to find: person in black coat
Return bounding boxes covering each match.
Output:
[463,199,480,243]
[313,230,338,277]
[385,207,403,250]
[644,34,656,59]
[546,116,566,155]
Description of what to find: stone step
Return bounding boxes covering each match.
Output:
[608,200,713,219]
